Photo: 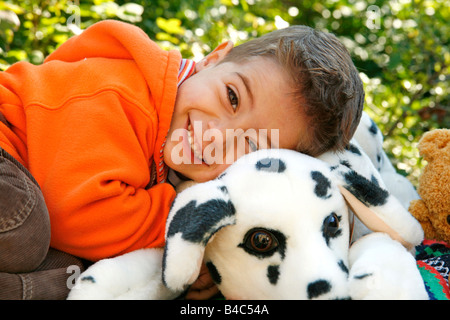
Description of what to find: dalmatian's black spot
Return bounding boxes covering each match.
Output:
[167,199,236,245]
[311,171,332,199]
[267,265,280,285]
[338,260,349,276]
[307,279,332,299]
[335,296,352,300]
[377,154,382,165]
[345,143,362,155]
[353,273,372,280]
[255,158,286,173]
[218,172,227,179]
[340,160,352,169]
[206,261,222,285]
[219,185,228,194]
[81,276,95,283]
[369,119,378,135]
[371,175,380,186]
[343,170,389,206]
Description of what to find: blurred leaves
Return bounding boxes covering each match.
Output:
[0,0,448,185]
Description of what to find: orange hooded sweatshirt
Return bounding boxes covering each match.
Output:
[0,20,182,261]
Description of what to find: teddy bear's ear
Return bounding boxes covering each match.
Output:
[418,129,450,162]
[162,180,236,291]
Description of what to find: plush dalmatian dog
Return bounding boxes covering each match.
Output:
[68,113,427,300]
[161,149,426,299]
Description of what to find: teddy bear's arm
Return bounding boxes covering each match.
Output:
[409,199,429,220]
[409,199,436,240]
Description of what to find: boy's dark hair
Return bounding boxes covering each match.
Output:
[220,25,364,157]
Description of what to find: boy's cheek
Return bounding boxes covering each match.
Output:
[162,141,178,168]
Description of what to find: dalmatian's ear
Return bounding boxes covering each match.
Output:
[162,179,236,291]
[339,186,415,250]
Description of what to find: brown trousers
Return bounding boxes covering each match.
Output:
[0,147,85,299]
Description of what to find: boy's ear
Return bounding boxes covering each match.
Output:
[195,41,234,72]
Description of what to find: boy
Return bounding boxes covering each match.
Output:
[0,20,363,299]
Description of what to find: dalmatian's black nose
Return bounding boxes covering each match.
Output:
[307,279,331,299]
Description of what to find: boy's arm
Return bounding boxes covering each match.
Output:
[29,91,176,262]
[185,262,219,300]
[1,19,182,262]
[45,145,177,261]
[49,180,176,262]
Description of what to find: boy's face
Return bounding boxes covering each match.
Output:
[164,43,306,182]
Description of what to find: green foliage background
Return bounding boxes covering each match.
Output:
[0,0,448,185]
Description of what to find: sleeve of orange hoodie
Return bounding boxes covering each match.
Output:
[0,21,182,261]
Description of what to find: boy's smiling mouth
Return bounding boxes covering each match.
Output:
[187,122,204,164]
[187,118,209,165]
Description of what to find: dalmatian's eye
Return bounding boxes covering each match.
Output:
[322,213,340,238]
[243,228,279,256]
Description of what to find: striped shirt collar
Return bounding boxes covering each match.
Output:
[177,59,196,87]
[151,59,195,186]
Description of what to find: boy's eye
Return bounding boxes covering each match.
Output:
[227,86,239,111]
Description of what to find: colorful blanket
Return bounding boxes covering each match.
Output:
[416,239,450,300]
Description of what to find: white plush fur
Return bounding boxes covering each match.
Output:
[348,233,427,300]
[353,112,420,209]
[67,248,177,300]
[68,112,428,300]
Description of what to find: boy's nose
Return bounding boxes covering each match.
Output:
[205,120,228,145]
[204,120,242,164]
[207,120,218,130]
[206,119,224,132]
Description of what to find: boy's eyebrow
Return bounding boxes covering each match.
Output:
[234,72,254,107]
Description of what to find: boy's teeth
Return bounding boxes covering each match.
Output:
[187,122,204,162]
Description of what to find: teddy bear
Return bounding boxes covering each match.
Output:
[409,129,450,243]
